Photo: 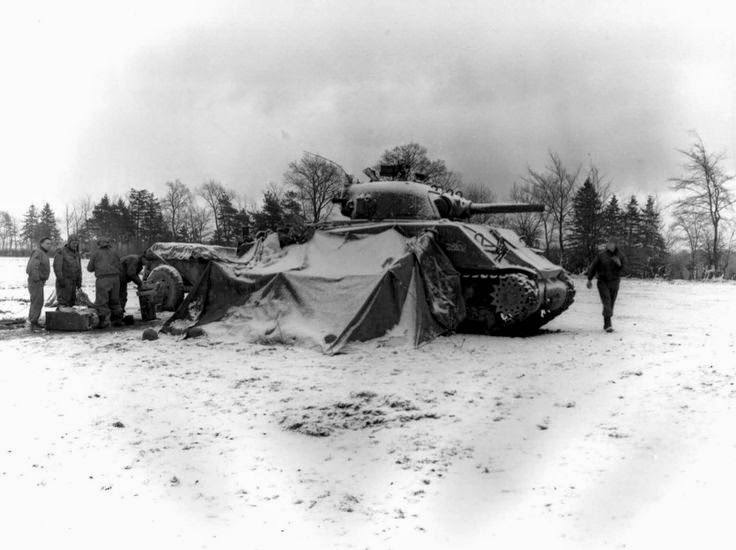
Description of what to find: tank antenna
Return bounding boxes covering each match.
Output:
[303,151,354,184]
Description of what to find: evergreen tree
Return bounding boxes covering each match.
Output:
[622,196,641,247]
[128,189,167,247]
[177,221,191,242]
[85,195,135,248]
[213,193,240,245]
[279,189,307,244]
[86,194,113,238]
[601,195,624,240]
[567,178,603,272]
[251,189,306,244]
[620,196,642,275]
[233,208,251,242]
[20,204,39,247]
[113,198,135,246]
[37,203,61,243]
[251,190,285,234]
[640,196,668,276]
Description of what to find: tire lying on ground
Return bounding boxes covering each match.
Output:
[146,265,185,311]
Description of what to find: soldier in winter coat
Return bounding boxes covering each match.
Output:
[119,254,147,313]
[87,237,123,328]
[586,238,626,332]
[53,235,82,307]
[26,237,53,329]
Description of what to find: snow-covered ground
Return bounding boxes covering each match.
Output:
[0,256,97,321]
[1,256,735,549]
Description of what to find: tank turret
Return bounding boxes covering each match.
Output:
[332,180,544,221]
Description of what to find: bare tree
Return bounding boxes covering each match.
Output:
[74,195,93,236]
[0,211,13,249]
[10,217,18,249]
[184,204,211,243]
[719,219,736,277]
[431,169,464,191]
[374,142,461,187]
[670,136,735,273]
[506,183,543,247]
[523,152,580,264]
[284,153,344,222]
[670,208,708,279]
[198,180,228,237]
[64,205,74,239]
[531,182,554,254]
[162,180,192,239]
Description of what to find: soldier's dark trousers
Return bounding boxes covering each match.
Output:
[56,279,77,307]
[27,279,44,324]
[95,276,123,325]
[597,279,620,328]
[119,276,129,313]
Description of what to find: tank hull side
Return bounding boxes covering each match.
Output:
[325,221,575,333]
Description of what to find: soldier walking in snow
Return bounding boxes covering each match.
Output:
[53,235,82,308]
[26,236,53,330]
[87,237,123,328]
[586,238,626,332]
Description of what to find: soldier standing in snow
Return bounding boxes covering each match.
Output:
[586,238,626,332]
[26,236,53,330]
[87,237,123,328]
[53,235,82,308]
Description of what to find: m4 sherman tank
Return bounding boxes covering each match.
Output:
[324,179,575,334]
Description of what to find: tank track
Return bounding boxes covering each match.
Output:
[460,271,575,334]
[460,272,536,333]
[513,272,576,333]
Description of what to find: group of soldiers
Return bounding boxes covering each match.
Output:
[25,235,148,331]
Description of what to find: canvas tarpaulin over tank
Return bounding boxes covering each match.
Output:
[163,228,465,353]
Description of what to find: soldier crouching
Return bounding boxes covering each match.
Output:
[119,254,146,314]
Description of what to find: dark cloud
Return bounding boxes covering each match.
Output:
[63,2,735,208]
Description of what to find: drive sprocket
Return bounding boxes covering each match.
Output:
[489,273,540,323]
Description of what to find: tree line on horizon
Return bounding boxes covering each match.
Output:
[1,138,733,279]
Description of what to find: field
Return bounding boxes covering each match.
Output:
[1,256,734,549]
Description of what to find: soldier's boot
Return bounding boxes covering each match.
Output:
[111,309,124,328]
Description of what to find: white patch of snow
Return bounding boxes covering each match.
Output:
[1,259,735,549]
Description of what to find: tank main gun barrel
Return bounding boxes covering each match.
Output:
[468,202,546,215]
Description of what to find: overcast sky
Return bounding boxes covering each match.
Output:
[1,0,734,222]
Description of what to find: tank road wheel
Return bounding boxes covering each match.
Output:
[489,273,540,325]
[147,265,185,311]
